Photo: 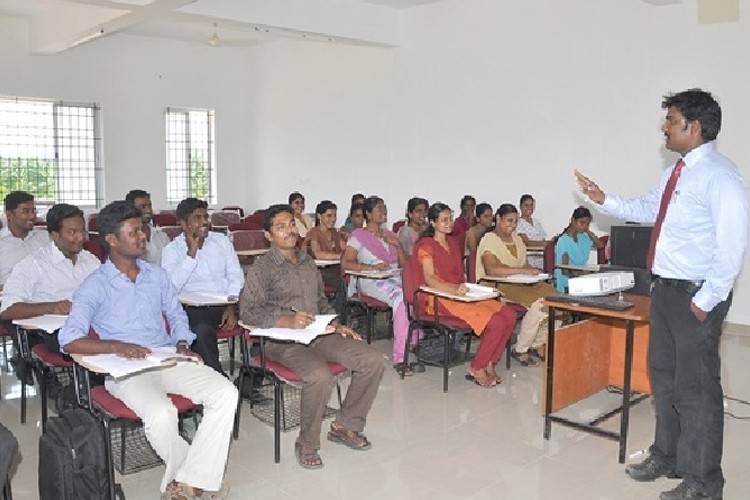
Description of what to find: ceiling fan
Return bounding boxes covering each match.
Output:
[204,22,258,48]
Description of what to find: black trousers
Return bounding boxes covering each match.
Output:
[648,279,731,496]
[184,305,227,376]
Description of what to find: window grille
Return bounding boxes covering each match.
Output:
[0,96,102,207]
[165,108,216,205]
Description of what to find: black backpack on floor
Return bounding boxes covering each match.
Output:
[39,408,111,500]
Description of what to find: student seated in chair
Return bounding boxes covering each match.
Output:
[340,202,365,237]
[59,201,237,500]
[397,197,428,256]
[553,206,603,293]
[476,204,557,367]
[0,190,49,286]
[343,193,365,228]
[1,191,51,384]
[465,203,493,255]
[161,198,244,375]
[416,203,517,387]
[0,203,100,354]
[240,204,384,470]
[125,189,170,265]
[305,200,345,261]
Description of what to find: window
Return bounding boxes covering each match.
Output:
[165,108,216,205]
[0,96,102,207]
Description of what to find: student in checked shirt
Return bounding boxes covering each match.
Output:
[240,204,384,470]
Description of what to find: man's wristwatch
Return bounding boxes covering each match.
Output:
[176,340,189,350]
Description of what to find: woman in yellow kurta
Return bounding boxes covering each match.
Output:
[415,203,517,387]
[475,203,556,366]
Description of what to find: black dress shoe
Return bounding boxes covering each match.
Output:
[9,356,34,386]
[625,455,679,482]
[660,481,722,500]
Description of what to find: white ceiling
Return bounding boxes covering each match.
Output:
[0,0,446,53]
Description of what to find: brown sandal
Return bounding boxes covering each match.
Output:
[327,421,372,450]
[487,363,503,385]
[295,442,324,469]
[465,368,497,388]
[161,481,201,500]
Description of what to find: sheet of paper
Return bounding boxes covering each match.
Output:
[464,283,497,298]
[251,314,338,345]
[82,346,197,378]
[13,314,68,333]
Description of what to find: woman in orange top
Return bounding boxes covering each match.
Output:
[415,203,516,387]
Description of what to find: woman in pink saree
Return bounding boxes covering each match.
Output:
[343,196,420,375]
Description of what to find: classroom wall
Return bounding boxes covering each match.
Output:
[0,15,258,211]
[1,0,749,323]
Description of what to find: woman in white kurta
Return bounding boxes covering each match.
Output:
[515,194,548,269]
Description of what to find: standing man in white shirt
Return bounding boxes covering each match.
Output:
[0,191,49,285]
[125,189,170,265]
[1,203,100,353]
[161,198,244,375]
[576,89,747,500]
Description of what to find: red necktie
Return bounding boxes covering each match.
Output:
[646,159,685,272]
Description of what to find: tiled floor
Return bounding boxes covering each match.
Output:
[2,333,749,499]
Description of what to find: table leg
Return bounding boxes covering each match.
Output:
[618,319,635,463]
[544,306,556,440]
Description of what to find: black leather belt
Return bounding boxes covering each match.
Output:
[652,275,704,294]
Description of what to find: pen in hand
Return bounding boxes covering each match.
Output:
[289,306,315,329]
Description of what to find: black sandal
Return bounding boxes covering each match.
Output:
[511,350,538,367]
[393,363,414,376]
[529,347,546,362]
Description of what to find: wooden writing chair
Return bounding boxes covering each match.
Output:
[233,325,345,463]
[220,205,245,218]
[13,324,72,432]
[71,328,203,500]
[401,248,475,392]
[340,267,393,344]
[391,219,406,233]
[0,323,11,373]
[83,238,107,263]
[87,213,99,239]
[468,249,524,370]
[210,211,241,233]
[152,212,178,227]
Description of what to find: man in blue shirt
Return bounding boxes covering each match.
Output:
[59,201,237,500]
[162,198,244,375]
[576,89,747,500]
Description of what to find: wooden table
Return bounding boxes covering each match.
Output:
[542,294,651,463]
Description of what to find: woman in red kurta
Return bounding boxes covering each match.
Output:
[415,203,516,387]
